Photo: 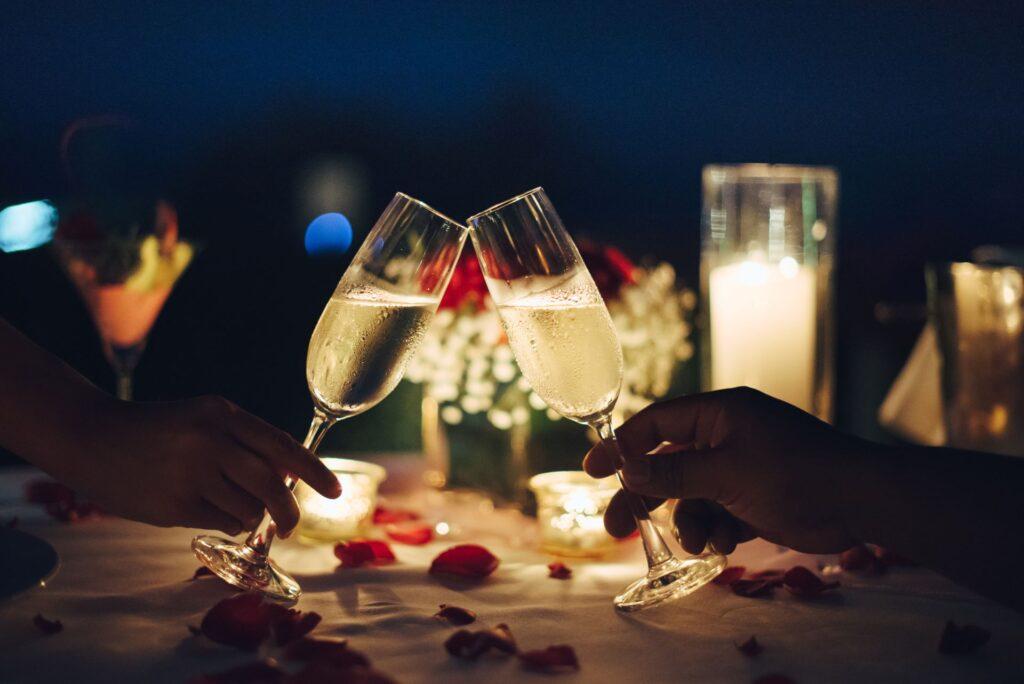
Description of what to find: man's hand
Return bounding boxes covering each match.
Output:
[584,387,868,555]
[68,396,340,536]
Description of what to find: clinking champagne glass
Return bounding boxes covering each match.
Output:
[193,193,467,601]
[467,188,726,611]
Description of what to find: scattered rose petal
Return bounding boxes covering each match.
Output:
[189,566,215,582]
[385,522,433,545]
[434,604,477,626]
[547,562,572,580]
[267,606,322,646]
[876,547,917,567]
[444,624,517,660]
[519,645,580,673]
[372,506,420,525]
[753,675,796,684]
[730,579,775,598]
[712,565,746,586]
[783,566,840,598]
[747,569,787,586]
[735,635,762,657]
[189,659,285,684]
[839,545,886,575]
[199,592,272,651]
[33,614,63,635]
[284,637,370,668]
[430,544,499,579]
[938,621,991,655]
[334,540,396,568]
[25,479,75,505]
[289,660,395,684]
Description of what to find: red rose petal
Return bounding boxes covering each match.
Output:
[547,562,572,580]
[189,660,285,684]
[385,522,433,545]
[444,624,517,660]
[430,544,499,579]
[753,675,796,684]
[938,620,991,655]
[747,569,787,586]
[284,637,370,668]
[372,506,420,526]
[519,645,580,673]
[712,565,746,586]
[33,613,63,635]
[735,635,763,657]
[730,579,775,598]
[783,566,839,598]
[876,547,918,567]
[334,540,396,568]
[267,606,322,646]
[839,545,886,575]
[434,604,477,626]
[25,479,75,505]
[199,592,272,651]
[189,566,215,582]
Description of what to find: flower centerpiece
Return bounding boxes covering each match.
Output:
[405,239,696,504]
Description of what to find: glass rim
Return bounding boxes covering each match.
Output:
[394,192,467,231]
[466,186,546,225]
[702,163,838,182]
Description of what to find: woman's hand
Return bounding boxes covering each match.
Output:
[66,396,340,536]
[584,387,869,555]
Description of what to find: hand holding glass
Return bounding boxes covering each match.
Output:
[193,193,467,601]
[467,188,725,610]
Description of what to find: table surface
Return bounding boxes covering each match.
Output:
[1,461,1023,684]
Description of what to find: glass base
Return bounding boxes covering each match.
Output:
[192,535,301,602]
[614,553,727,612]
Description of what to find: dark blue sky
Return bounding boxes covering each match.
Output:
[1,1,1022,440]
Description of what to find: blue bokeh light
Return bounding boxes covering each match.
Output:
[304,212,353,256]
[0,200,58,253]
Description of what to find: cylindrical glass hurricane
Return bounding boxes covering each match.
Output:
[700,164,838,421]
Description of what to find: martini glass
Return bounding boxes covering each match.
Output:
[193,193,467,601]
[52,201,193,400]
[467,188,726,611]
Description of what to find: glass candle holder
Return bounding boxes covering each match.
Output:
[928,262,1024,456]
[700,164,839,421]
[529,471,619,558]
[293,457,386,543]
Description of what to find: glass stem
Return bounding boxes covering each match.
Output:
[245,409,335,557]
[116,372,132,401]
[593,415,675,569]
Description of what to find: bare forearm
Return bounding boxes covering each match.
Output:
[0,317,116,480]
[844,442,1024,612]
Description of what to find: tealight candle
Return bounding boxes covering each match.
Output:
[529,471,619,557]
[293,457,386,543]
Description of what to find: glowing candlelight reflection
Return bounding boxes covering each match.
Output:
[529,471,619,557]
[293,457,386,542]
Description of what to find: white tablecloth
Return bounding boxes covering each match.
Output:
[1,460,1023,683]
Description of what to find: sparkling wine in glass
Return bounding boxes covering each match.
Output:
[467,188,726,611]
[193,193,467,601]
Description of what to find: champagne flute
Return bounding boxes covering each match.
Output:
[467,188,725,611]
[193,193,467,601]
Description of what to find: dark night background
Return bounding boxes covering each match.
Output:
[1,1,1022,463]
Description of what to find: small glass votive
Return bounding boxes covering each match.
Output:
[293,457,386,543]
[529,471,619,558]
